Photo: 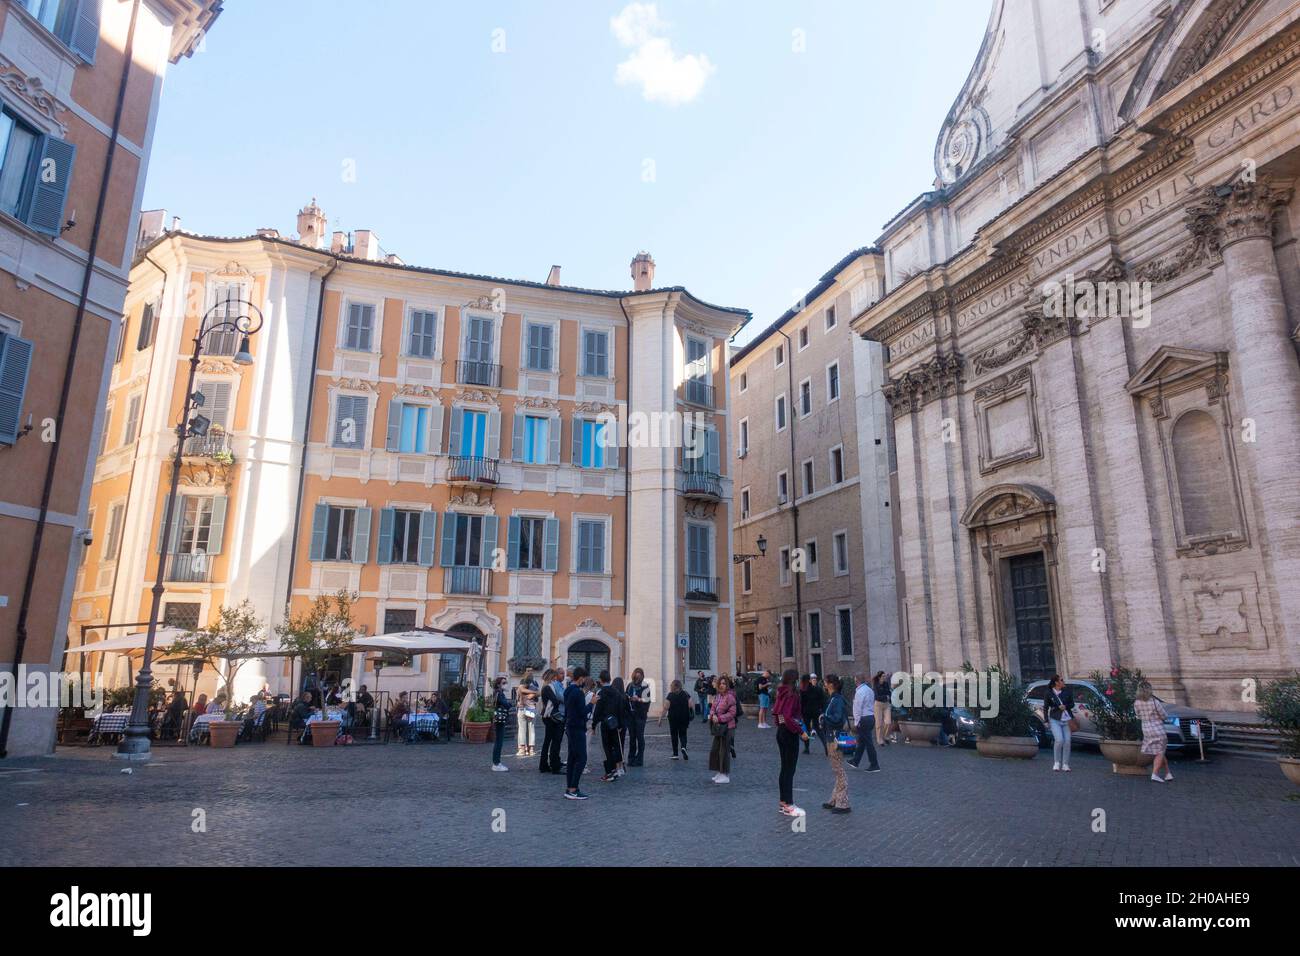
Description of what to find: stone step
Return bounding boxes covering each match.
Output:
[1211,720,1283,761]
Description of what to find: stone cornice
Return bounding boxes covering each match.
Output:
[883,352,965,418]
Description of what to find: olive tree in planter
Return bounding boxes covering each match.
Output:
[1257,672,1300,786]
[975,664,1038,759]
[169,601,266,748]
[276,591,360,749]
[1087,666,1154,775]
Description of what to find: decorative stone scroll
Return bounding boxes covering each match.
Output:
[883,352,965,418]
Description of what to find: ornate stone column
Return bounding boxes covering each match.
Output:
[1206,180,1300,641]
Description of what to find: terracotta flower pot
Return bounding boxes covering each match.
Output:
[1100,739,1154,775]
[208,720,241,749]
[309,720,341,748]
[899,720,942,747]
[1279,756,1300,787]
[463,720,491,743]
[976,735,1038,759]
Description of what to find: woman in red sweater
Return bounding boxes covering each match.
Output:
[771,669,809,816]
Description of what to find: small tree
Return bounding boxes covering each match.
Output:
[169,600,266,718]
[275,591,360,718]
[1257,672,1300,759]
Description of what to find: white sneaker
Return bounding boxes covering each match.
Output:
[1062,764,1071,772]
[1163,772,1173,781]
[1150,773,1164,783]
[710,773,721,782]
[714,774,730,784]
[1053,762,1060,771]
[491,764,509,772]
[782,804,806,816]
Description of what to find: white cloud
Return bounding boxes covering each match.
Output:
[610,3,715,106]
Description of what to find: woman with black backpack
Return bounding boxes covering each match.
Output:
[592,671,625,782]
[538,668,566,774]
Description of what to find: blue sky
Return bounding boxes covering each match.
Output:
[142,1,991,345]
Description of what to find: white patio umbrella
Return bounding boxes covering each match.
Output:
[79,626,190,656]
[349,631,475,655]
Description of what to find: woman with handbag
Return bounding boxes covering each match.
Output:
[1046,674,1076,772]
[538,669,566,774]
[591,672,624,783]
[516,668,540,758]
[820,675,851,813]
[490,677,512,772]
[708,676,737,784]
[772,669,808,817]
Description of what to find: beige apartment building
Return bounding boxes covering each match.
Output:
[0,0,219,758]
[730,249,901,679]
[74,200,748,705]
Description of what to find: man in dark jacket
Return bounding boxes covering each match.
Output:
[563,668,590,800]
[801,674,828,754]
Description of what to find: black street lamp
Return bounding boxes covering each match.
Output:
[116,295,263,760]
[732,534,767,564]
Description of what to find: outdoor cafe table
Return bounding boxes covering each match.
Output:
[89,712,130,739]
[408,712,440,734]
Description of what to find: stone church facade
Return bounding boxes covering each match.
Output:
[852,0,1300,711]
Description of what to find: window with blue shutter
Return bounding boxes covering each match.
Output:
[344,303,374,351]
[582,329,609,377]
[417,510,437,567]
[480,515,498,568]
[576,519,605,574]
[333,395,367,449]
[23,134,76,237]
[526,322,552,371]
[352,507,372,564]
[543,517,559,572]
[309,503,329,561]
[407,309,437,358]
[376,508,395,565]
[0,330,34,446]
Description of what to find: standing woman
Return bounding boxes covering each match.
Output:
[490,677,512,772]
[625,668,652,767]
[1045,674,1075,772]
[592,672,624,783]
[756,669,773,729]
[660,679,692,760]
[1134,681,1174,783]
[708,676,737,784]
[516,667,540,758]
[872,671,894,746]
[772,669,809,817]
[820,675,851,813]
[538,669,565,774]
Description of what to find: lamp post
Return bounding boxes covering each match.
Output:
[732,534,767,564]
[116,296,263,760]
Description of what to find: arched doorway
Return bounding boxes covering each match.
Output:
[567,639,610,678]
[443,623,485,692]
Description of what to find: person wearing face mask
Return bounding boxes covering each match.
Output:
[625,668,653,767]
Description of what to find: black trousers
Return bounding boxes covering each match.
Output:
[849,716,879,768]
[565,730,587,790]
[539,718,564,772]
[777,726,800,804]
[601,725,623,774]
[627,711,647,763]
[668,717,689,755]
[802,714,827,753]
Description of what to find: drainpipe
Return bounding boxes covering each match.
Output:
[1,0,143,758]
[619,299,632,615]
[775,329,802,637]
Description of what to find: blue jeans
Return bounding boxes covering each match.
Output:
[849,716,878,768]
[492,721,507,764]
[1050,718,1072,765]
[697,694,710,720]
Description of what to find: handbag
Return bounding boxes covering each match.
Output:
[709,718,729,737]
[1068,716,1080,732]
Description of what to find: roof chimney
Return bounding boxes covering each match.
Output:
[331,231,349,254]
[353,229,381,261]
[630,251,655,292]
[296,198,327,249]
[257,227,280,239]
[546,265,562,286]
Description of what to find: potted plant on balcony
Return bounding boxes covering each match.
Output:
[276,591,360,749]
[1088,666,1155,775]
[975,664,1038,759]
[1257,672,1300,786]
[168,601,266,748]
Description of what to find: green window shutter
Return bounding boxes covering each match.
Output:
[352,507,372,563]
[0,332,34,446]
[207,496,228,555]
[705,429,720,475]
[418,511,437,567]
[486,410,501,459]
[480,515,499,568]
[511,412,525,462]
[447,407,463,457]
[506,516,521,570]
[543,518,559,572]
[548,416,561,464]
[428,404,444,454]
[571,416,583,465]
[376,507,395,565]
[23,135,76,236]
[66,0,102,63]
[439,513,457,567]
[309,503,329,561]
[385,399,402,452]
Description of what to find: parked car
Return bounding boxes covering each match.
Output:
[893,702,984,747]
[1024,678,1217,753]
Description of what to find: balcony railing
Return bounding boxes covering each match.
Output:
[679,378,714,408]
[445,566,492,596]
[456,359,502,388]
[447,455,500,485]
[684,574,719,602]
[165,551,214,583]
[182,429,232,459]
[681,469,722,500]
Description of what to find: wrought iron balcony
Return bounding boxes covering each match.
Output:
[182,428,232,460]
[681,469,722,501]
[447,455,500,486]
[684,574,719,603]
[165,551,214,583]
[456,359,502,388]
[445,566,492,596]
[679,378,714,408]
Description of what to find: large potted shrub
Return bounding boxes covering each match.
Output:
[975,664,1038,759]
[463,696,493,743]
[169,601,266,748]
[894,674,946,746]
[1257,672,1300,786]
[1088,666,1155,775]
[276,591,359,749]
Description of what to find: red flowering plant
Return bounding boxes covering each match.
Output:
[1086,665,1146,740]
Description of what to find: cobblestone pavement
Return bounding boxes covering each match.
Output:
[2,723,1297,866]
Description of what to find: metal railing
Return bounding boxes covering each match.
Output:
[182,429,231,459]
[445,566,492,596]
[680,378,714,408]
[447,455,500,484]
[681,470,722,499]
[456,359,501,388]
[165,551,214,583]
[684,574,719,602]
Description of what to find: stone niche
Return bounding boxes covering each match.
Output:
[1178,571,1269,653]
[974,364,1041,474]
